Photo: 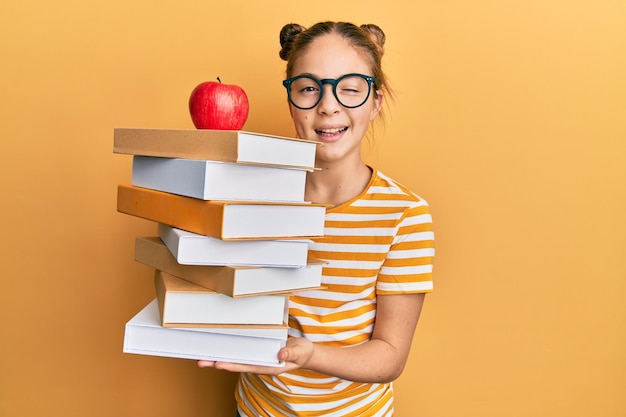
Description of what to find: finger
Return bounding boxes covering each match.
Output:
[214,362,263,373]
[278,347,291,362]
[214,361,287,375]
[197,360,216,368]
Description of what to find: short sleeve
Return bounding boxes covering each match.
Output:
[376,200,434,295]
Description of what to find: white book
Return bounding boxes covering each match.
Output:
[131,156,308,202]
[156,271,289,326]
[214,200,326,239]
[135,237,325,297]
[123,299,286,367]
[158,224,309,267]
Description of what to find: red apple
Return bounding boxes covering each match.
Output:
[188,77,249,130]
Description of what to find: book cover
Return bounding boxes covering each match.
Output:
[158,224,310,267]
[114,128,319,170]
[135,237,325,297]
[155,271,289,326]
[131,156,308,202]
[117,184,326,240]
[123,299,286,367]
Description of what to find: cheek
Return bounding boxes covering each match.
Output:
[355,108,374,124]
[292,113,309,137]
[294,113,309,124]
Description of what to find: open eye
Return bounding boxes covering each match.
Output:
[300,85,320,94]
[292,78,320,95]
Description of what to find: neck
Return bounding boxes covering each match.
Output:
[305,159,372,206]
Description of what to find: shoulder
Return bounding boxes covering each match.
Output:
[367,170,430,208]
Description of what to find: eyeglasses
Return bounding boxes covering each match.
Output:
[282,73,376,110]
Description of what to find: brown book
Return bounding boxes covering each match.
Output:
[155,271,289,328]
[117,184,326,240]
[114,128,319,170]
[135,237,325,297]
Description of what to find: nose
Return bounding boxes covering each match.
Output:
[316,84,340,115]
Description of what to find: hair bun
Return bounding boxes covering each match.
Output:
[279,23,306,61]
[360,23,386,57]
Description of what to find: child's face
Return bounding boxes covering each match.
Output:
[288,34,383,166]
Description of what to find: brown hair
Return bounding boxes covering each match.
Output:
[278,21,393,103]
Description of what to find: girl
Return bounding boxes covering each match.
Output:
[199,21,435,416]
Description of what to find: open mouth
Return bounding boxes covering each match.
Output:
[315,127,348,137]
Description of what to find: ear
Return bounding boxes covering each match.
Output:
[369,90,384,121]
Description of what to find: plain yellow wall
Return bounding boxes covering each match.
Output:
[1,1,624,416]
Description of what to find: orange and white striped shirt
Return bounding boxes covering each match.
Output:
[236,170,435,416]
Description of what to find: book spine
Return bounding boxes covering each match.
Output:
[117,185,224,238]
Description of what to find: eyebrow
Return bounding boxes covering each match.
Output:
[293,72,317,78]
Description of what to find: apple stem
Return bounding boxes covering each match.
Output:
[217,77,222,83]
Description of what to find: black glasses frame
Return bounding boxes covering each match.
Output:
[282,73,376,110]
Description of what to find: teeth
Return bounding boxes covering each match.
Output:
[317,127,346,135]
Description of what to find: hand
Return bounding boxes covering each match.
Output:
[197,336,314,375]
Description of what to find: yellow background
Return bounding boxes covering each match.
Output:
[1,1,625,416]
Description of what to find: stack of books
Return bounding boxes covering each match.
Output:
[115,128,325,367]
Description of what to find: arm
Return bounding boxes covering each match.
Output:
[304,292,425,382]
[199,292,425,383]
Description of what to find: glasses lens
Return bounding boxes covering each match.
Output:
[336,75,371,108]
[288,77,321,109]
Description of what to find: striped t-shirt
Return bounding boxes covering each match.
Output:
[236,169,435,416]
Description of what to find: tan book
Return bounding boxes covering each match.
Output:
[135,237,325,297]
[117,184,326,240]
[114,128,318,170]
[155,271,289,327]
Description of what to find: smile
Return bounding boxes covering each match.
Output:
[315,127,348,136]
